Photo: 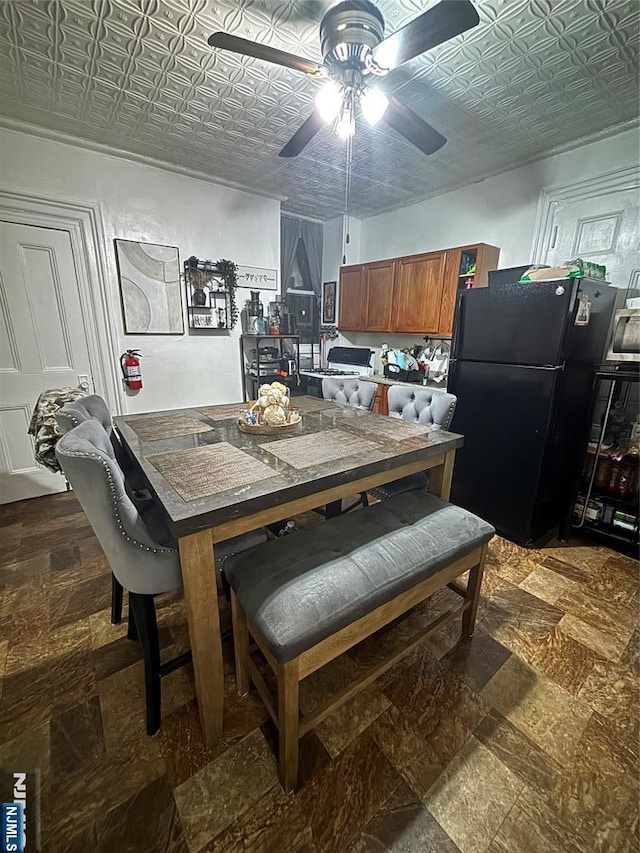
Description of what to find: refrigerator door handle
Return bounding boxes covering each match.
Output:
[450,291,465,360]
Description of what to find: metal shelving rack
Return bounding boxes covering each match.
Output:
[184,259,232,331]
[566,365,639,551]
[240,334,301,402]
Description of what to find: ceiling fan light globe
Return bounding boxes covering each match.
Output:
[361,87,389,125]
[335,107,355,140]
[315,81,342,123]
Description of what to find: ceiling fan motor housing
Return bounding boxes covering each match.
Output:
[320,0,385,73]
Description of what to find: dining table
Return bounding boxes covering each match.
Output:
[114,396,464,747]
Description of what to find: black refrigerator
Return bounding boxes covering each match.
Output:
[448,278,616,545]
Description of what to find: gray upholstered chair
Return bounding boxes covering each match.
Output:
[321,377,376,411]
[56,395,151,626]
[387,385,457,429]
[370,386,458,500]
[55,394,142,484]
[320,377,376,516]
[56,419,266,735]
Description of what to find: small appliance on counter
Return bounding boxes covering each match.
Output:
[606,309,640,363]
[300,346,373,397]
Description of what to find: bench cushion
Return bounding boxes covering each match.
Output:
[225,492,494,662]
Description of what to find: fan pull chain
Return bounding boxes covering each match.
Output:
[342,134,353,265]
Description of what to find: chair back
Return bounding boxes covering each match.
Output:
[56,394,132,473]
[55,394,111,433]
[55,420,181,596]
[387,386,457,430]
[322,378,376,410]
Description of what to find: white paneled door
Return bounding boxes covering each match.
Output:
[0,222,94,503]
[543,184,640,292]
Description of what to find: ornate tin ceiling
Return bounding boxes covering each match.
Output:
[0,1,638,220]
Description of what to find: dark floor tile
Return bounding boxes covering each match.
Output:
[49,545,81,572]
[556,584,637,640]
[474,708,562,796]
[158,682,269,789]
[383,649,488,739]
[50,820,99,853]
[542,745,638,853]
[50,573,112,629]
[173,729,278,852]
[295,732,402,853]
[0,665,53,745]
[587,555,640,607]
[528,627,601,693]
[439,631,512,692]
[478,585,564,661]
[48,748,166,842]
[578,710,639,776]
[0,523,22,562]
[347,780,461,853]
[369,702,470,798]
[488,788,591,853]
[620,628,639,677]
[95,775,187,853]
[93,628,172,681]
[204,783,316,853]
[539,555,590,584]
[0,553,49,588]
[260,719,331,789]
[50,696,105,777]
[0,720,50,776]
[486,537,543,584]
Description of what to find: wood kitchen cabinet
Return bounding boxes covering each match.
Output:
[337,242,500,337]
[337,265,365,330]
[438,243,501,337]
[393,252,446,334]
[364,260,395,331]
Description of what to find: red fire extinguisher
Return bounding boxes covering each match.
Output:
[120,350,143,390]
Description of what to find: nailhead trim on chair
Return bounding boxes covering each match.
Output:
[62,448,177,555]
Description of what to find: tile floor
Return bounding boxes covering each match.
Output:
[0,492,638,852]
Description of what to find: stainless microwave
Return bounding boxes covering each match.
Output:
[606,309,640,362]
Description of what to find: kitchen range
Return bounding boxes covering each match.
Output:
[300,346,374,397]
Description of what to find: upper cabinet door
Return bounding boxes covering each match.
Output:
[338,265,365,330]
[364,260,395,331]
[393,252,446,333]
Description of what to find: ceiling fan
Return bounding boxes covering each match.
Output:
[207,0,479,158]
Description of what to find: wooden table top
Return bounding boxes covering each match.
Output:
[114,397,463,538]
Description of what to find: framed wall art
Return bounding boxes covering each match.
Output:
[114,239,184,334]
[321,280,337,325]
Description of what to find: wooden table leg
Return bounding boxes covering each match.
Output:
[430,450,456,501]
[179,529,224,746]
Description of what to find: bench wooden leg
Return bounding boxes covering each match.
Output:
[277,658,300,794]
[462,543,487,638]
[231,591,251,697]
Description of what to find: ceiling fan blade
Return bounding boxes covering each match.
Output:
[383,96,446,156]
[279,110,325,158]
[373,0,479,71]
[208,32,323,75]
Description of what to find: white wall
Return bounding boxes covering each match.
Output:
[359,127,639,268]
[0,127,280,413]
[322,214,362,285]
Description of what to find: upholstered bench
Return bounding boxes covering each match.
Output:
[225,491,494,792]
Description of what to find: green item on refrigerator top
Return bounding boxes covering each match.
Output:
[563,258,607,280]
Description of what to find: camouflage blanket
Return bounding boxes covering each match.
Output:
[28,387,88,473]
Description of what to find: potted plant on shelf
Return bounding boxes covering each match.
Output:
[184,256,240,327]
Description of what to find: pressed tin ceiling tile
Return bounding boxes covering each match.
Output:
[0,0,637,219]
